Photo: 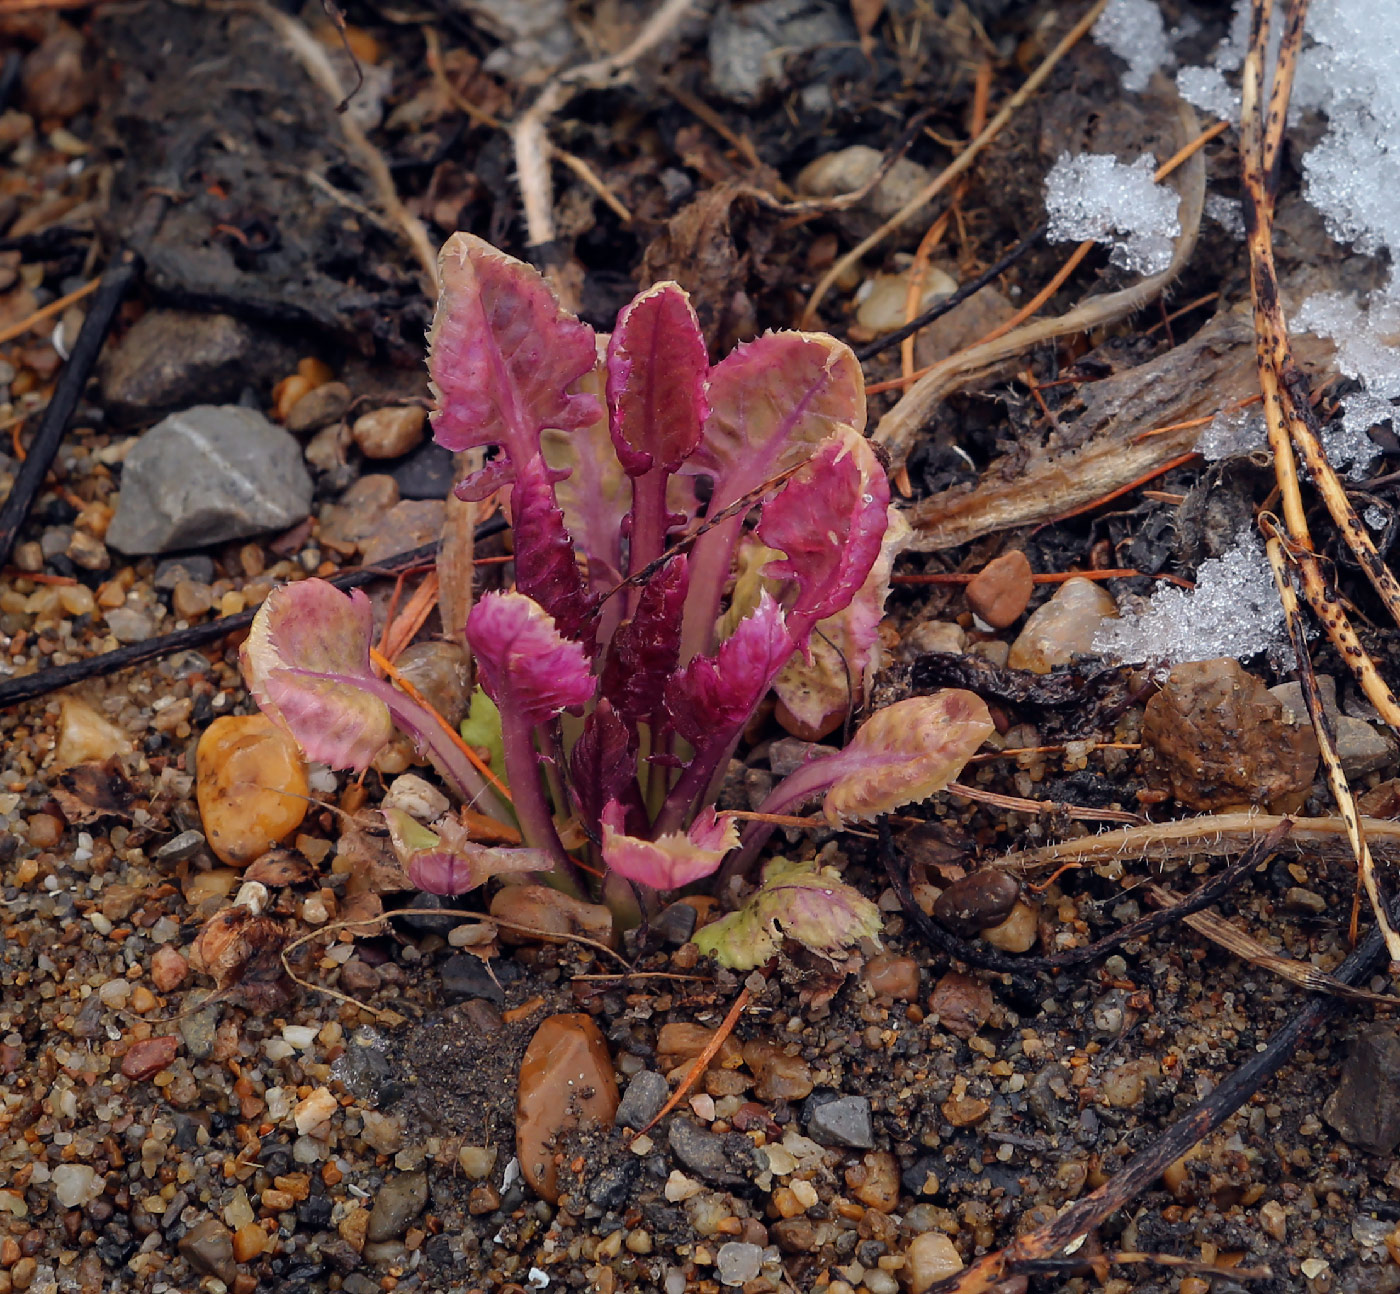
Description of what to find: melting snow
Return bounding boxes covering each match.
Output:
[1043,152,1181,275]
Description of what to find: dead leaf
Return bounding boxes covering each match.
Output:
[189,907,293,1009]
[851,0,885,38]
[51,758,135,824]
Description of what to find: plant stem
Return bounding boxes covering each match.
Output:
[497,707,584,889]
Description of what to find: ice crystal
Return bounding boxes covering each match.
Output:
[1092,0,1173,93]
[1092,530,1286,665]
[1196,406,1266,460]
[1043,153,1181,275]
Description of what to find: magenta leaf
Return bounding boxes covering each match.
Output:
[543,354,631,601]
[569,698,639,831]
[600,801,738,890]
[600,555,689,724]
[606,283,709,582]
[681,331,866,661]
[693,855,881,970]
[764,692,994,824]
[606,282,709,476]
[773,510,909,733]
[384,808,547,896]
[241,580,504,813]
[466,591,595,871]
[241,581,395,771]
[758,429,890,642]
[429,233,599,482]
[467,591,595,728]
[665,592,793,745]
[510,452,599,643]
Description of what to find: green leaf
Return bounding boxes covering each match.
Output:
[693,855,882,970]
[459,686,508,788]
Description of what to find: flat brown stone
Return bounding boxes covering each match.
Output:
[516,1013,619,1203]
[966,550,1033,628]
[121,1035,179,1080]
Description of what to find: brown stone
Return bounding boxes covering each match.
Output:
[121,1035,179,1080]
[352,405,427,459]
[1007,577,1117,674]
[966,551,1033,628]
[980,900,1039,954]
[904,1232,964,1291]
[928,971,992,1040]
[845,1151,900,1212]
[196,714,309,866]
[490,884,616,950]
[516,1013,619,1202]
[741,1041,814,1102]
[933,870,1021,937]
[1142,658,1320,810]
[860,953,921,1001]
[285,382,351,434]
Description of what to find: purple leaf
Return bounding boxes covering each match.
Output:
[509,452,599,643]
[467,591,596,728]
[606,282,709,476]
[600,801,738,890]
[543,353,631,601]
[758,429,890,642]
[600,555,689,723]
[384,808,547,896]
[569,698,639,831]
[241,581,395,771]
[681,331,865,661]
[692,856,881,970]
[665,591,793,745]
[772,509,909,734]
[760,692,994,825]
[428,233,599,482]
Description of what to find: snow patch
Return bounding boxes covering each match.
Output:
[1092,530,1287,665]
[1043,153,1181,275]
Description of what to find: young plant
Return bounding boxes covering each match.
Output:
[241,235,992,967]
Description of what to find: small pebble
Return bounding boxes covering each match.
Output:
[1007,577,1117,674]
[904,1232,963,1292]
[980,900,1039,953]
[353,405,427,459]
[121,1035,178,1080]
[966,550,1034,627]
[715,1241,763,1287]
[196,714,309,866]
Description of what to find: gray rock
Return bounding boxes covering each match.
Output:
[804,1094,873,1149]
[366,1170,428,1242]
[178,1217,236,1284]
[153,829,205,862]
[391,440,456,500]
[1323,1025,1400,1154]
[439,953,506,1005]
[100,311,293,428]
[768,737,837,778]
[1270,677,1396,776]
[331,1030,403,1108]
[667,1116,755,1189]
[615,1070,670,1132]
[708,0,851,104]
[177,991,221,1060]
[716,1242,764,1286]
[153,555,215,589]
[285,381,352,434]
[107,406,313,554]
[654,902,698,947]
[105,607,154,643]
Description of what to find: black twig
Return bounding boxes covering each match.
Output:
[879,817,1291,976]
[853,219,1049,364]
[0,517,509,711]
[930,887,1400,1292]
[0,251,143,571]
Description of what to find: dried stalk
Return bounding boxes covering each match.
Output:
[1264,526,1400,962]
[992,811,1400,876]
[1240,0,1400,723]
[1147,884,1397,1006]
